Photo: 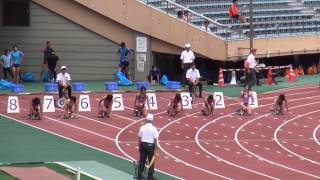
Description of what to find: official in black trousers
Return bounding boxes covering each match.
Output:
[137,114,159,180]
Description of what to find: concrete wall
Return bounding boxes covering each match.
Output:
[0,1,121,80]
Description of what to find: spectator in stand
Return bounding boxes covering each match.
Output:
[186,62,203,98]
[0,49,14,81]
[10,45,24,84]
[229,0,245,23]
[180,43,195,87]
[200,20,212,33]
[118,42,134,80]
[147,65,160,84]
[177,11,184,20]
[56,66,72,99]
[183,10,191,23]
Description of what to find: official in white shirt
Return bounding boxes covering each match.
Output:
[137,113,159,180]
[56,65,72,98]
[186,62,203,98]
[180,43,195,86]
[245,48,257,90]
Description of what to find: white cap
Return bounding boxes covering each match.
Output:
[185,43,191,48]
[61,65,67,70]
[146,113,154,121]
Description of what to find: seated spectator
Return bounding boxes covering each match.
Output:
[56,66,72,99]
[200,20,212,33]
[294,65,304,75]
[307,65,317,75]
[183,10,191,23]
[229,0,245,23]
[186,62,203,98]
[147,65,160,84]
[177,11,184,20]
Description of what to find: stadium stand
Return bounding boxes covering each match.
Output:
[143,0,320,38]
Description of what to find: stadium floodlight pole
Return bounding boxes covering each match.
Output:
[249,0,254,49]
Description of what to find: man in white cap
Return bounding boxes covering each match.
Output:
[137,113,159,180]
[56,65,72,98]
[180,43,195,87]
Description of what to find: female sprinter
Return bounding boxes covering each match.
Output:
[274,94,289,115]
[28,97,42,120]
[98,94,113,118]
[167,93,183,117]
[239,85,253,115]
[134,86,150,117]
[62,96,77,119]
[201,95,214,116]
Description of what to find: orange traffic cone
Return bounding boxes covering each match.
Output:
[218,67,224,87]
[267,67,273,85]
[288,66,296,82]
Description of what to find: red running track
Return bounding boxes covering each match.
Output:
[1,84,320,180]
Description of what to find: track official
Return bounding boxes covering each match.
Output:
[138,113,159,180]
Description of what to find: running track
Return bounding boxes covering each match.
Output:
[1,84,320,180]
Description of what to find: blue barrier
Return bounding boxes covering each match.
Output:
[44,83,58,92]
[72,82,86,91]
[105,82,118,91]
[136,81,150,90]
[11,85,25,93]
[166,81,181,89]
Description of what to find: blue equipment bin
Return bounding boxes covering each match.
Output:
[72,82,86,91]
[105,82,118,91]
[11,85,25,93]
[44,83,58,92]
[136,81,150,90]
[166,81,181,89]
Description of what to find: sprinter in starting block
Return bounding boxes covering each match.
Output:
[28,97,42,120]
[62,96,77,119]
[274,94,289,115]
[167,93,183,117]
[239,85,253,115]
[201,95,214,116]
[98,94,113,118]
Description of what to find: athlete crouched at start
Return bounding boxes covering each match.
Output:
[134,86,149,117]
[29,97,42,120]
[62,96,77,119]
[98,94,113,118]
[240,85,253,115]
[202,95,214,116]
[274,94,289,115]
[167,93,183,117]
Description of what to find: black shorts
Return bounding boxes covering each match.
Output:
[243,102,249,106]
[120,60,129,68]
[13,64,20,68]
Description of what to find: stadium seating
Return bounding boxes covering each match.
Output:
[142,0,320,38]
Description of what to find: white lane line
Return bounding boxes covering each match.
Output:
[157,112,233,180]
[54,108,123,129]
[236,101,320,179]
[275,109,320,165]
[195,94,320,179]
[43,116,116,141]
[313,124,320,146]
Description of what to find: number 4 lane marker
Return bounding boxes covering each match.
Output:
[79,95,91,112]
[7,96,20,113]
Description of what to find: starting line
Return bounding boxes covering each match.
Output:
[6,92,259,114]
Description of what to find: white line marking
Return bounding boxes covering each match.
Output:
[236,101,320,178]
[313,124,320,146]
[275,109,320,165]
